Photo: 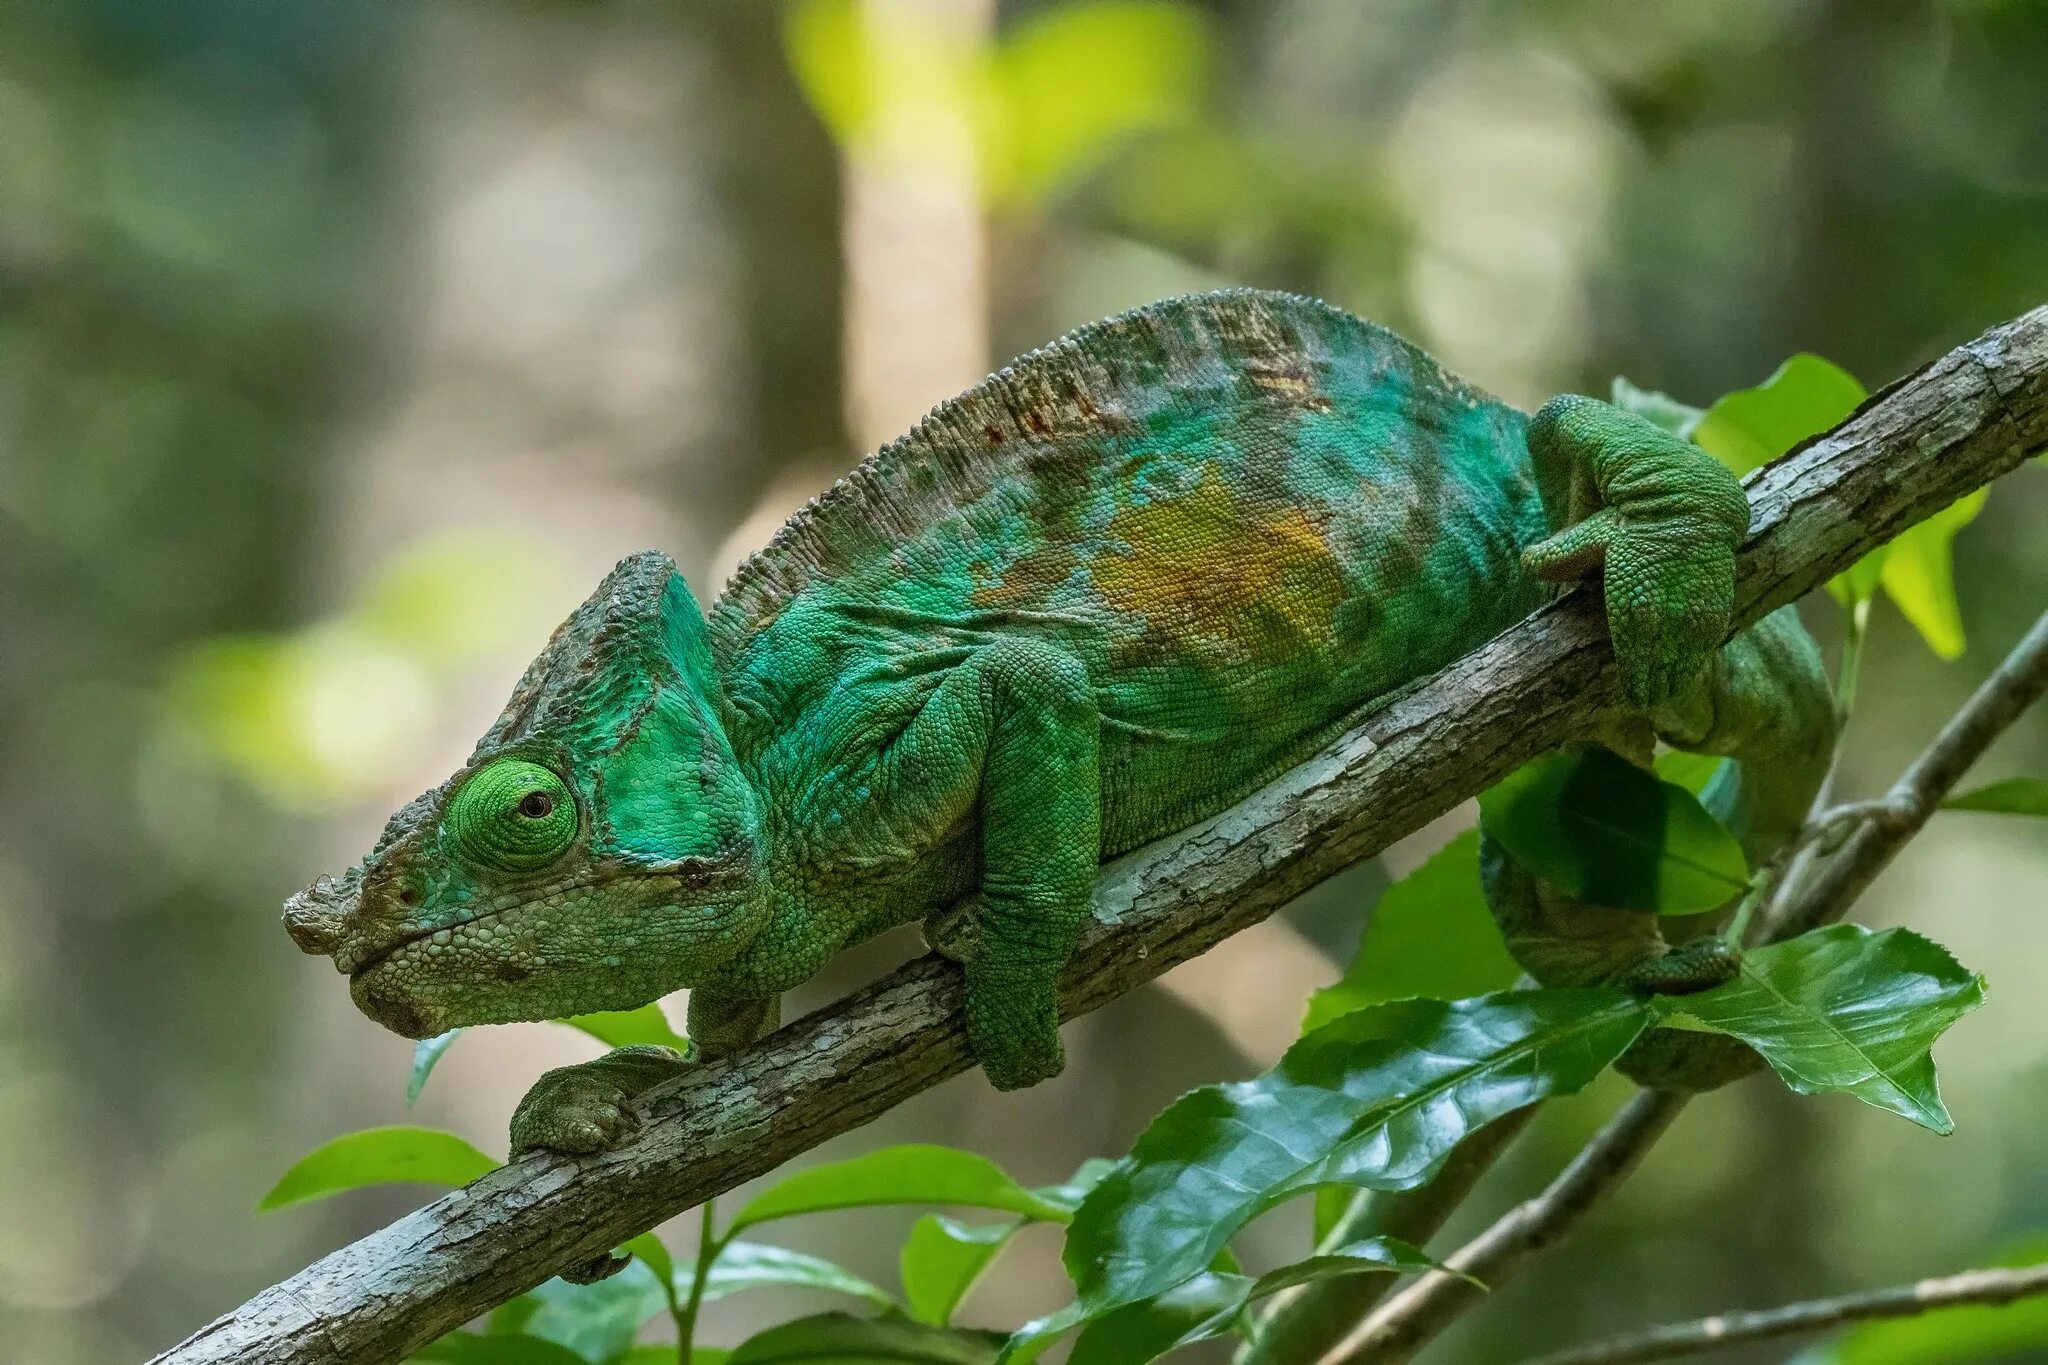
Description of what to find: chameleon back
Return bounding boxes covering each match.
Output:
[712,290,1551,850]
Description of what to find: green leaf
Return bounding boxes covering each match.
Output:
[1653,925,1985,1134]
[1033,1157,1119,1218]
[621,1233,675,1290]
[408,1029,464,1105]
[406,1331,592,1365]
[1879,488,1987,659]
[1944,777,2048,816]
[259,1126,499,1211]
[1653,748,1729,797]
[522,1262,671,1365]
[686,1240,897,1310]
[561,1004,691,1054]
[1689,353,1880,610]
[619,1350,726,1365]
[1479,747,1749,914]
[1065,1238,1452,1365]
[1311,1186,1352,1248]
[729,1145,1065,1234]
[903,1216,1020,1326]
[1692,353,1866,479]
[1302,828,1518,1032]
[1814,1237,2048,1365]
[730,1312,1005,1364]
[1610,376,1703,439]
[1057,989,1647,1331]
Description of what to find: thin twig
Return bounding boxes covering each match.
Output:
[148,305,2048,1365]
[1523,1262,2048,1365]
[1317,605,2048,1365]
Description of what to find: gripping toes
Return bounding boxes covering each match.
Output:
[1524,397,1750,710]
[965,966,1065,1091]
[509,1044,690,1156]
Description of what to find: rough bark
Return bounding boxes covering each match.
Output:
[152,304,2048,1365]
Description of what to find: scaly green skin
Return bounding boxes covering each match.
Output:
[283,291,1833,1154]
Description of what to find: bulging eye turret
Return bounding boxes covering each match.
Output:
[449,759,578,872]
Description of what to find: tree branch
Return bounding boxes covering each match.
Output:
[1314,602,2048,1364]
[150,304,2048,1365]
[1524,1263,2048,1365]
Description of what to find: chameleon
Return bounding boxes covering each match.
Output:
[285,289,1834,1157]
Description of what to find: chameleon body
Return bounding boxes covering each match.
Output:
[285,291,1833,1155]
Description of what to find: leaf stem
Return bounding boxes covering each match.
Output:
[676,1199,719,1364]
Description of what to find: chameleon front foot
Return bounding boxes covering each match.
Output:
[510,1043,693,1158]
[965,965,1065,1091]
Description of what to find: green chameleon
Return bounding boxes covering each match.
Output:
[286,290,1833,1157]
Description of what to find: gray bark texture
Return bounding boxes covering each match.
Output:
[152,303,2048,1365]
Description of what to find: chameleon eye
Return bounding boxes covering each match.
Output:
[448,759,577,873]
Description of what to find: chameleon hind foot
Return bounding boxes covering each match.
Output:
[1522,395,1752,710]
[964,964,1065,1091]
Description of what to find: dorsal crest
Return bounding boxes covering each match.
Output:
[707,289,1474,655]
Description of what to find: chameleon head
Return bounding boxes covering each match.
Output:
[283,551,771,1038]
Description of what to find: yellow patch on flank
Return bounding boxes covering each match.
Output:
[1093,464,1345,665]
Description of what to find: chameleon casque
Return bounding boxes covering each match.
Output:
[286,290,1834,1159]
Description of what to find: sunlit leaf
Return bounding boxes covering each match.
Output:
[730,1312,1004,1364]
[993,2,1210,202]
[1653,748,1729,796]
[621,1232,675,1289]
[1692,352,1866,478]
[1479,747,1749,914]
[1944,777,2048,816]
[1610,376,1703,439]
[1302,828,1517,1031]
[522,1261,671,1365]
[259,1126,498,1211]
[1312,1186,1352,1248]
[1879,488,1987,658]
[1689,352,1880,610]
[1653,925,1985,1133]
[408,1029,463,1105]
[1065,1238,1452,1365]
[682,1240,896,1311]
[903,1216,1019,1327]
[730,1145,1066,1234]
[1053,989,1647,1335]
[405,1331,589,1365]
[1812,1237,2048,1365]
[560,1004,692,1055]
[618,1349,727,1365]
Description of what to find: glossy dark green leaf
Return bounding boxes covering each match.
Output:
[729,1145,1065,1233]
[1066,1238,1451,1365]
[521,1261,671,1365]
[1302,828,1518,1031]
[259,1126,498,1211]
[1479,747,1749,914]
[406,1331,591,1365]
[1943,777,2048,817]
[1652,925,1985,1133]
[1609,376,1703,439]
[683,1240,896,1310]
[902,1216,1019,1326]
[408,1029,464,1105]
[729,1312,1004,1364]
[1817,1237,2048,1364]
[1057,988,1647,1331]
[561,1003,692,1054]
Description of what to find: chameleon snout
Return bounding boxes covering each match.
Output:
[283,871,359,960]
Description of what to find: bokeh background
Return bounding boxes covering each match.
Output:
[3,1,2046,1361]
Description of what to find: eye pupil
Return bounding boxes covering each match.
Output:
[517,791,554,820]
